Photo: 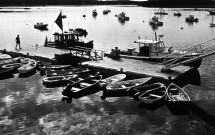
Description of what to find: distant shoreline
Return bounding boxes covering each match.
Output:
[1,1,215,8]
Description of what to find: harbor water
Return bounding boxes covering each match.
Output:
[0,5,215,134]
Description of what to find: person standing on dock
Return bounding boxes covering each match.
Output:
[15,35,21,49]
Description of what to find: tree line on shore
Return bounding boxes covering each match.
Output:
[0,0,215,8]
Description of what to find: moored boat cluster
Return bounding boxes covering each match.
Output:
[0,54,192,112]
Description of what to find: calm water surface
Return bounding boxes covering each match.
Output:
[0,5,215,135]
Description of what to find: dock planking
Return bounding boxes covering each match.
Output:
[82,57,192,80]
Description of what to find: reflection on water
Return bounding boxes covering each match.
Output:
[0,67,214,134]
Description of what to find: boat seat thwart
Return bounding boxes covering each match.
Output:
[80,82,91,87]
[148,94,162,98]
[71,87,82,92]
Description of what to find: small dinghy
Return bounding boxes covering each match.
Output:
[39,64,72,72]
[0,54,12,60]
[46,67,90,77]
[129,82,164,98]
[18,59,37,74]
[138,85,167,104]
[166,83,191,115]
[136,84,167,111]
[1,63,23,72]
[0,57,21,67]
[62,75,102,103]
[42,74,78,87]
[101,77,152,99]
[100,74,126,88]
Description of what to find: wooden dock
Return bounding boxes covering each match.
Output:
[82,57,192,80]
[0,47,193,81]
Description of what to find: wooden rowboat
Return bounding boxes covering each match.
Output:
[101,77,152,99]
[137,84,167,111]
[166,83,191,115]
[0,57,21,67]
[46,67,90,77]
[130,82,165,99]
[166,83,190,102]
[99,74,126,88]
[0,54,12,60]
[39,64,72,72]
[18,59,37,74]
[138,85,167,104]
[42,74,78,87]
[62,75,102,103]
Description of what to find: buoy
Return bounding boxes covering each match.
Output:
[181,27,183,29]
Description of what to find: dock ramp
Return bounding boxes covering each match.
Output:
[69,46,104,61]
[161,38,215,72]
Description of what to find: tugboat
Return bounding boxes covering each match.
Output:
[44,11,93,49]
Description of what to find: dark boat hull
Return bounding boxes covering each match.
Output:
[62,75,102,100]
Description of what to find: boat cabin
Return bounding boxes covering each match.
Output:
[134,39,166,57]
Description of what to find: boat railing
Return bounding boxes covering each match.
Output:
[69,46,103,61]
[161,38,215,71]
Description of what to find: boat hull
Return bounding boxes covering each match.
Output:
[166,83,191,115]
[102,77,152,98]
[62,75,102,100]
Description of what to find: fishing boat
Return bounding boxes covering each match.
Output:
[174,12,181,16]
[149,16,163,26]
[18,59,37,74]
[136,84,167,110]
[101,77,152,99]
[46,67,90,77]
[42,74,78,87]
[92,9,97,16]
[62,75,102,103]
[39,64,72,72]
[34,22,48,30]
[44,11,94,49]
[0,56,21,67]
[185,15,199,22]
[166,83,191,115]
[154,8,168,15]
[116,12,129,21]
[104,33,199,63]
